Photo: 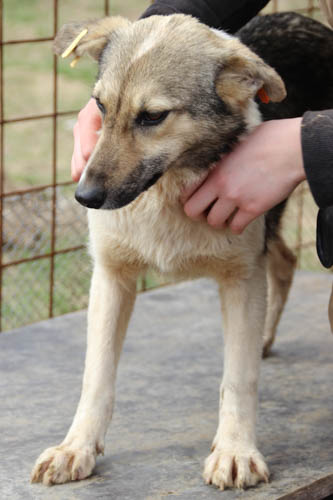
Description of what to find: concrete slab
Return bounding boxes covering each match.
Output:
[1,271,333,500]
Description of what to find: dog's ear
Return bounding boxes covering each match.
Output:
[215,39,286,109]
[54,17,131,61]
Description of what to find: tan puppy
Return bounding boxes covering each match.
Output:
[31,14,295,489]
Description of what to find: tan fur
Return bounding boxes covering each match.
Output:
[32,14,290,490]
[215,39,286,110]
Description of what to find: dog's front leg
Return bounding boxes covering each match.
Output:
[203,258,269,490]
[31,262,138,485]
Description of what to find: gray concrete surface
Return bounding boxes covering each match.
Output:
[1,271,333,500]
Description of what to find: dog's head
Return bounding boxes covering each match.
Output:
[55,15,286,210]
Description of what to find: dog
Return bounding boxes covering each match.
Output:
[31,12,333,489]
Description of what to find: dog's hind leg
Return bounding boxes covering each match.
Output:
[31,260,140,485]
[203,257,269,489]
[262,236,296,358]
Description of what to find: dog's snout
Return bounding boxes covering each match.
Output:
[75,184,106,209]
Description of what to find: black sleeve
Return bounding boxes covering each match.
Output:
[301,110,333,209]
[301,110,333,267]
[140,0,270,33]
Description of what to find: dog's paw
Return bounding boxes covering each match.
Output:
[31,444,96,485]
[203,447,269,490]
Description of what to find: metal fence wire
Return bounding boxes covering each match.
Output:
[0,0,326,332]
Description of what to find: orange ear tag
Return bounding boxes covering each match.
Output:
[257,87,270,104]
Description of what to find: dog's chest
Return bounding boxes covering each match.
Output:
[88,175,264,279]
[91,206,237,274]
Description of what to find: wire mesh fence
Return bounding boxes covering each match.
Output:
[0,0,328,332]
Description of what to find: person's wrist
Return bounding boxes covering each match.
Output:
[288,117,306,187]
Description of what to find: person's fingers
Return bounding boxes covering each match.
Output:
[71,99,102,182]
[71,122,85,182]
[228,209,255,234]
[180,171,209,204]
[71,156,81,182]
[78,102,101,162]
[206,197,237,229]
[183,179,218,220]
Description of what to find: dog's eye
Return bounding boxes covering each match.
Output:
[137,111,169,127]
[95,97,106,115]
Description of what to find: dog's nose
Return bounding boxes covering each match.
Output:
[75,185,106,209]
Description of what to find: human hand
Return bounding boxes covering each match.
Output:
[181,118,305,234]
[71,98,102,181]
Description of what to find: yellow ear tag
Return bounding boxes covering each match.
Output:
[61,28,88,59]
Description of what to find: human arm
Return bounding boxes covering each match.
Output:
[182,107,333,232]
[182,117,306,233]
[182,109,333,268]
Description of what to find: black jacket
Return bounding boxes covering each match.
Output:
[142,0,333,266]
[141,0,269,33]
